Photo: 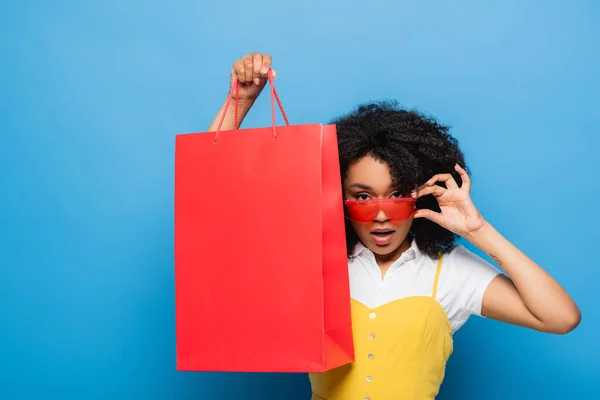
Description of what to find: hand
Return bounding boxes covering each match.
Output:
[411,164,486,238]
[230,52,277,103]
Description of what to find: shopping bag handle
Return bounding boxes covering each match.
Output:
[214,69,290,144]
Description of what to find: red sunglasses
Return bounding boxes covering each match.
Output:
[344,198,417,222]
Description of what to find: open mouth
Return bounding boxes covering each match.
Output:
[370,230,395,245]
[371,230,394,236]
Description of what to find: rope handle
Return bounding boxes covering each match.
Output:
[214,69,289,144]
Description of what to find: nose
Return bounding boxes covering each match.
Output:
[373,208,390,222]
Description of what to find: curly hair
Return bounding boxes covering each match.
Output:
[331,100,468,259]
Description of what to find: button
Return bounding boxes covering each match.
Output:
[369,333,375,340]
[368,353,374,360]
[369,312,376,319]
[366,376,372,382]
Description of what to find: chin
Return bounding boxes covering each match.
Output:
[365,240,405,255]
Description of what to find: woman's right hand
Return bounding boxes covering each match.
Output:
[229,52,276,103]
[208,52,276,132]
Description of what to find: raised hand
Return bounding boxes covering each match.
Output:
[229,52,276,103]
[411,164,486,238]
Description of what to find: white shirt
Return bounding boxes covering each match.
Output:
[349,238,502,332]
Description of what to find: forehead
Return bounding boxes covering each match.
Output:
[344,156,394,188]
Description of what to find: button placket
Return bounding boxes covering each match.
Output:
[376,282,384,307]
[365,309,376,394]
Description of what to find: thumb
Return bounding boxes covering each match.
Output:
[229,69,239,89]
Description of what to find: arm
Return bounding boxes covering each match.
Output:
[468,222,581,334]
[413,164,581,334]
[207,52,275,132]
[207,95,255,132]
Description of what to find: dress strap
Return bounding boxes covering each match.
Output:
[431,254,444,298]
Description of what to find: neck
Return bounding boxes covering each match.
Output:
[375,236,412,270]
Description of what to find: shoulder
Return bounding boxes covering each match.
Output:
[442,244,499,278]
[435,244,502,332]
[420,244,491,276]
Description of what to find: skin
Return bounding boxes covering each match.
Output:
[343,156,413,277]
[207,52,276,132]
[208,53,581,335]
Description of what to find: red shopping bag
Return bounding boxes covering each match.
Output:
[174,72,354,372]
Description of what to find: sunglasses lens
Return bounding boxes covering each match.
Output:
[381,200,415,220]
[344,199,416,222]
[345,202,379,222]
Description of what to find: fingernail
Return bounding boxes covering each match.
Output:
[261,67,268,75]
[254,78,260,85]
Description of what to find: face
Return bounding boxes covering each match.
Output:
[343,155,414,259]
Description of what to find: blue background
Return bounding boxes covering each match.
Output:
[1,0,598,399]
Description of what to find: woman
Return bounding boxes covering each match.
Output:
[208,53,581,399]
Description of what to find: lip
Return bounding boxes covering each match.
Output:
[370,229,395,246]
[370,228,395,233]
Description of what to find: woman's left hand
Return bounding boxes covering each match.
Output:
[411,164,486,238]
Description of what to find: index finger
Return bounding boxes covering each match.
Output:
[232,59,245,83]
[426,173,459,190]
[411,184,446,199]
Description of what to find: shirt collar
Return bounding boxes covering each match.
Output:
[353,236,420,265]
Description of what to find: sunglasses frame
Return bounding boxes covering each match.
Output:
[343,197,417,223]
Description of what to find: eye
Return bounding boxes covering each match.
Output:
[355,193,370,201]
[390,191,402,198]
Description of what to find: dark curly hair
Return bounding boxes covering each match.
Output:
[331,100,468,259]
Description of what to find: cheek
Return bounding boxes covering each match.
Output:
[350,222,381,242]
[394,218,414,231]
[350,221,370,236]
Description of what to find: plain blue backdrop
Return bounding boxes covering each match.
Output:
[1,0,598,399]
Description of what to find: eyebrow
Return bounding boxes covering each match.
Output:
[349,183,374,190]
[348,182,403,191]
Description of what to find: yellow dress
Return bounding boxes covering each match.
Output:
[309,255,453,400]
